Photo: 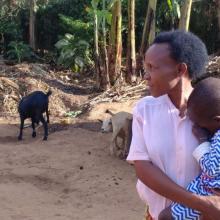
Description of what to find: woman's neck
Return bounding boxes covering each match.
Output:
[168,78,193,111]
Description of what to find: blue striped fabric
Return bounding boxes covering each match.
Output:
[171,129,220,220]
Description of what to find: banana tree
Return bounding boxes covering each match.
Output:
[87,0,112,90]
[167,0,181,30]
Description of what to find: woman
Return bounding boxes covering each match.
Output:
[127,30,220,220]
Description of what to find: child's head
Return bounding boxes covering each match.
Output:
[187,77,220,134]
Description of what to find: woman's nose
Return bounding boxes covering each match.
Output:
[144,72,151,80]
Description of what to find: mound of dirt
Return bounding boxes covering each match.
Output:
[0,63,95,116]
[192,56,220,85]
[207,56,220,76]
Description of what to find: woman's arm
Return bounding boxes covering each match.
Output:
[134,160,220,220]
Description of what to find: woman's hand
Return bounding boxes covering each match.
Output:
[200,195,220,220]
[192,124,209,144]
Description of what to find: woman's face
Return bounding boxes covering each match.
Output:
[144,43,181,97]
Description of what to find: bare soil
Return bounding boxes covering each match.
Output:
[0,63,144,220]
[1,56,219,220]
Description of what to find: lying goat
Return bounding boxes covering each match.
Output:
[18,90,52,141]
[100,109,133,159]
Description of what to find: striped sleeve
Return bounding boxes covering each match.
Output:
[199,131,220,177]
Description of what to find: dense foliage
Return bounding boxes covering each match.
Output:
[0,0,219,67]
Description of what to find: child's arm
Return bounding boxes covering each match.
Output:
[193,133,220,177]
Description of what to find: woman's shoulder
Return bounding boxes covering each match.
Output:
[135,95,168,108]
[133,95,168,117]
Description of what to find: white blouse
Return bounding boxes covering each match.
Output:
[127,95,200,220]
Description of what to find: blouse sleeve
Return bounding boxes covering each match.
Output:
[126,105,151,164]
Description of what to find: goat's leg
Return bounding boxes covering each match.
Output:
[121,137,129,159]
[39,115,48,141]
[31,118,36,138]
[115,136,125,159]
[18,118,24,140]
[115,136,122,149]
[109,140,115,156]
[46,106,50,123]
[122,120,132,159]
[110,130,119,156]
[110,140,117,156]
[122,127,130,159]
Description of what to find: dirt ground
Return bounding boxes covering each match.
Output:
[1,56,218,220]
[0,100,144,220]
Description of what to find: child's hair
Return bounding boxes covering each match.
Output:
[188,77,220,119]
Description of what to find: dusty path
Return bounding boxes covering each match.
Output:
[0,116,144,220]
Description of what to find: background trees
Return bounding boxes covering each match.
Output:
[0,0,219,89]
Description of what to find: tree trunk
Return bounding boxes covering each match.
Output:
[178,0,192,31]
[139,0,157,57]
[217,0,220,52]
[126,0,136,83]
[94,7,102,90]
[29,0,36,50]
[137,0,157,76]
[109,0,122,85]
[8,0,16,8]
[101,0,110,90]
[171,0,175,30]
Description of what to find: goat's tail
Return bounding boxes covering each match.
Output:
[105,109,114,116]
[46,90,52,97]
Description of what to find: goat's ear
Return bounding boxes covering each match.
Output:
[98,119,103,123]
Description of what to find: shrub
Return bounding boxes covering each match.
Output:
[55,33,92,72]
[6,41,33,63]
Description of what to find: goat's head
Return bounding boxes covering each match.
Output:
[99,118,113,133]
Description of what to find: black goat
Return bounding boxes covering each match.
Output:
[18,90,52,141]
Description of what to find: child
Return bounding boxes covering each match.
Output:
[159,77,220,220]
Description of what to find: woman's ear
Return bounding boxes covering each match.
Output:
[177,63,188,77]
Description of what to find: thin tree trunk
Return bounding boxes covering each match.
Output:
[171,0,175,30]
[217,0,220,52]
[126,0,136,83]
[8,0,16,8]
[94,8,102,90]
[137,0,157,77]
[109,0,122,85]
[139,0,157,57]
[101,0,110,90]
[29,0,36,50]
[178,0,192,31]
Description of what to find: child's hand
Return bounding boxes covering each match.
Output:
[192,125,209,144]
